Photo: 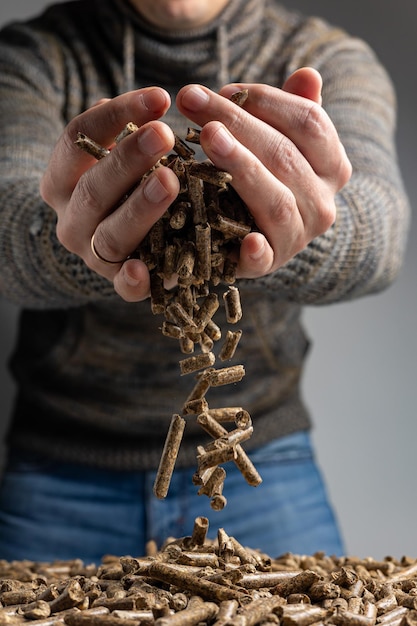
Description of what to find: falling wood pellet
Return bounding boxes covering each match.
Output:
[76,91,261,506]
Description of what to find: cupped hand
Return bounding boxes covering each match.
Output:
[40,87,180,301]
[176,67,352,279]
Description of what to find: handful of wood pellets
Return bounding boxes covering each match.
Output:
[76,90,262,510]
[2,516,417,626]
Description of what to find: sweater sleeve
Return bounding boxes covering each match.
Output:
[0,15,411,310]
[243,17,411,305]
[0,21,117,309]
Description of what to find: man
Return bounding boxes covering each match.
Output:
[0,0,410,562]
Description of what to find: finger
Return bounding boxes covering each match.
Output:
[198,120,314,268]
[112,258,152,302]
[221,82,351,186]
[90,98,111,108]
[237,232,275,279]
[40,87,171,209]
[88,164,179,268]
[57,120,178,257]
[177,83,349,184]
[198,115,336,244]
[281,67,323,104]
[177,86,319,228]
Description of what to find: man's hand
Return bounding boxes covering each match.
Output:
[40,70,352,303]
[176,67,352,279]
[40,87,180,301]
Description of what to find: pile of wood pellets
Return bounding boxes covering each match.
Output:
[1,516,417,626]
[76,90,263,509]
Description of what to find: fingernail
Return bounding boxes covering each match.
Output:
[211,125,235,156]
[139,126,166,156]
[139,87,168,112]
[249,236,266,260]
[124,268,140,287]
[143,174,169,203]
[180,85,209,111]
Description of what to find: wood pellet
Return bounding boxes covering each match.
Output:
[153,414,186,500]
[76,90,262,507]
[3,516,417,626]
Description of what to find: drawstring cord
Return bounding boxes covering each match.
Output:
[123,19,135,93]
[121,18,231,94]
[117,0,273,97]
[216,22,230,89]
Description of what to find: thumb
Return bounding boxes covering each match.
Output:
[282,67,323,104]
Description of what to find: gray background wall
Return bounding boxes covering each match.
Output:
[0,0,416,559]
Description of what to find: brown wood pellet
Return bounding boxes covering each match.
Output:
[3,517,417,626]
[153,414,186,499]
[76,91,261,507]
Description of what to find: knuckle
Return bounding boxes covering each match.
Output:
[268,187,298,227]
[298,101,327,141]
[107,146,132,181]
[74,174,103,219]
[55,218,68,249]
[313,196,336,236]
[55,214,81,257]
[39,173,52,206]
[222,106,248,137]
[55,214,78,255]
[267,189,307,255]
[319,203,336,231]
[94,228,121,260]
[270,136,298,178]
[338,153,353,188]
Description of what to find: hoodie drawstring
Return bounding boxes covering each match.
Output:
[216,22,230,89]
[123,19,135,93]
[121,16,231,95]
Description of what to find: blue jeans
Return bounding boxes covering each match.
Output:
[0,431,344,562]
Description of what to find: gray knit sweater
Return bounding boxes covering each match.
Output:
[0,0,410,470]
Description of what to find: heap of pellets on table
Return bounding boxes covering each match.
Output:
[76,90,263,509]
[2,516,417,625]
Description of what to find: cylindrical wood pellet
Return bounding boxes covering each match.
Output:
[153,414,186,499]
